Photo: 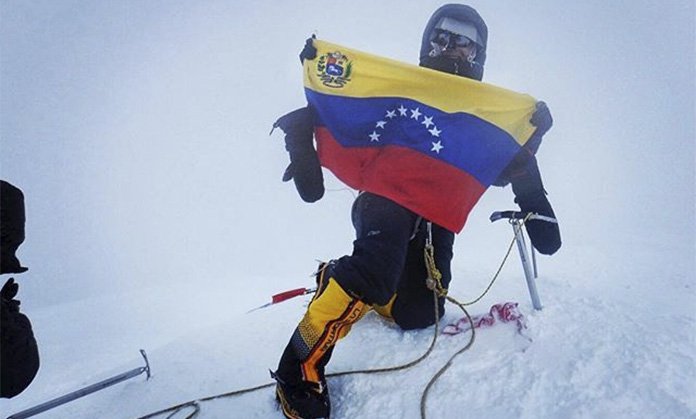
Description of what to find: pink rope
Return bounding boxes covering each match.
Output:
[443,302,529,337]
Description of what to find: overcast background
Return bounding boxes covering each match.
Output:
[1,1,694,416]
[2,0,693,304]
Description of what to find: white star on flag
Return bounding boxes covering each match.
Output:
[410,108,422,120]
[385,110,397,119]
[398,105,408,116]
[421,116,434,128]
[369,131,381,142]
[375,121,387,129]
[428,126,441,137]
[431,141,444,154]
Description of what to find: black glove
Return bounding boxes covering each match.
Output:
[299,36,317,64]
[1,276,40,398]
[1,278,19,313]
[511,158,561,255]
[272,107,325,203]
[1,278,18,299]
[494,101,552,187]
[530,101,553,139]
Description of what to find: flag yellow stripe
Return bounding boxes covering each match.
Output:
[304,39,538,146]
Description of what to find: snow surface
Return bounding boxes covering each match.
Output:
[1,1,694,418]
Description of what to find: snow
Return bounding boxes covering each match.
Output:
[1,1,694,418]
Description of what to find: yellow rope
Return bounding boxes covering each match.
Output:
[418,214,533,419]
[421,295,474,419]
[424,240,445,296]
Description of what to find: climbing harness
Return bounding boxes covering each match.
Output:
[135,213,543,419]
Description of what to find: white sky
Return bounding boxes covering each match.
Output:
[1,0,694,306]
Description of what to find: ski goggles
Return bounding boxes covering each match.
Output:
[431,29,475,49]
[432,16,482,46]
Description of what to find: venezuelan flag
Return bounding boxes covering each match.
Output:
[304,39,538,233]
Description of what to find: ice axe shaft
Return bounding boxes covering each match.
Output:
[491,211,557,311]
[511,221,543,310]
[7,350,151,419]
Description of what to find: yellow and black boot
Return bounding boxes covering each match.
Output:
[273,267,367,419]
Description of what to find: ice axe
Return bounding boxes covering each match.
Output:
[490,211,558,311]
[7,350,151,419]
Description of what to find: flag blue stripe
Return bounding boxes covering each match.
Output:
[306,89,521,186]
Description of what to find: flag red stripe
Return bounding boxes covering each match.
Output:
[316,127,486,233]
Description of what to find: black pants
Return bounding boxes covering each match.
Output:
[332,192,454,330]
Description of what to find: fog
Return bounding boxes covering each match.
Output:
[2,0,694,308]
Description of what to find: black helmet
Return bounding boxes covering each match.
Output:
[419,4,488,80]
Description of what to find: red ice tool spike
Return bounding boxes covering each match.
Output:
[247,287,317,313]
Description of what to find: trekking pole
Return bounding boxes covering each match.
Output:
[6,350,151,419]
[490,211,557,311]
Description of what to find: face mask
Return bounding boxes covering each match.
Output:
[420,55,484,80]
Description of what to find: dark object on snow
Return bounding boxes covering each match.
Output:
[1,180,28,274]
[1,278,39,399]
[272,107,325,203]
